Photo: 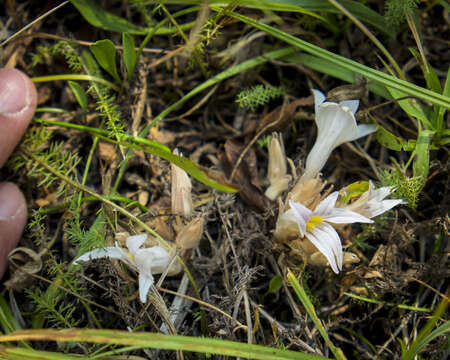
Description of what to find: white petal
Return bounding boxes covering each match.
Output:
[138,273,154,303]
[364,199,405,218]
[274,209,302,241]
[74,247,126,264]
[322,207,373,224]
[315,102,358,143]
[134,246,171,275]
[372,186,394,201]
[312,89,326,114]
[289,200,312,237]
[354,124,377,140]
[313,223,344,270]
[314,192,339,215]
[339,99,359,114]
[304,103,358,179]
[346,182,404,218]
[306,223,342,273]
[126,234,147,255]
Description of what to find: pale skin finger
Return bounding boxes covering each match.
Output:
[0,68,37,278]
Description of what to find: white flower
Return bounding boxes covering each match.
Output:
[74,234,172,303]
[303,89,377,180]
[345,181,404,218]
[284,192,373,273]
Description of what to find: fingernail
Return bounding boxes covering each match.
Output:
[0,68,33,118]
[0,183,26,221]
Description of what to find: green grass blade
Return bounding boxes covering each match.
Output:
[149,47,297,127]
[70,0,194,35]
[122,33,137,82]
[35,119,238,193]
[161,0,393,37]
[70,0,147,34]
[287,271,346,360]
[68,81,88,111]
[224,10,450,109]
[32,74,120,92]
[412,130,434,181]
[0,328,330,360]
[401,297,449,360]
[0,296,22,334]
[0,347,83,360]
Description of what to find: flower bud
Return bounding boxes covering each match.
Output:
[171,149,193,217]
[265,133,291,200]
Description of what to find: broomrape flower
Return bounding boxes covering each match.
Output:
[171,149,193,217]
[278,192,373,274]
[303,89,377,180]
[265,133,291,200]
[74,234,175,303]
[344,181,405,218]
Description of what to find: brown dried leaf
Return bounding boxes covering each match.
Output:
[98,142,117,163]
[218,139,275,212]
[5,247,43,291]
[253,97,312,136]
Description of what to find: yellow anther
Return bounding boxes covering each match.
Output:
[306,216,323,231]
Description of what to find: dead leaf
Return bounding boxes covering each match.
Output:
[252,97,313,136]
[148,126,176,145]
[5,247,43,291]
[98,142,117,163]
[218,139,275,212]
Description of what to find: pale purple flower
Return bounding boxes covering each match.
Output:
[285,192,373,273]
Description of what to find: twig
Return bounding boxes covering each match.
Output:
[0,1,69,47]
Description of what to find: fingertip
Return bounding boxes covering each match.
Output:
[0,182,27,278]
[0,68,37,167]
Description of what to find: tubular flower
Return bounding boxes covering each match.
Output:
[344,181,405,218]
[279,192,373,273]
[303,89,377,180]
[74,234,176,303]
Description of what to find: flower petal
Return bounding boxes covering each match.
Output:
[126,234,147,255]
[306,223,342,273]
[74,247,126,264]
[312,89,326,114]
[371,185,394,202]
[354,124,377,140]
[339,99,359,115]
[314,192,339,215]
[364,199,405,218]
[344,182,404,218]
[322,207,373,224]
[304,102,359,179]
[315,102,358,144]
[288,200,312,237]
[134,246,171,275]
[274,209,303,241]
[138,273,154,303]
